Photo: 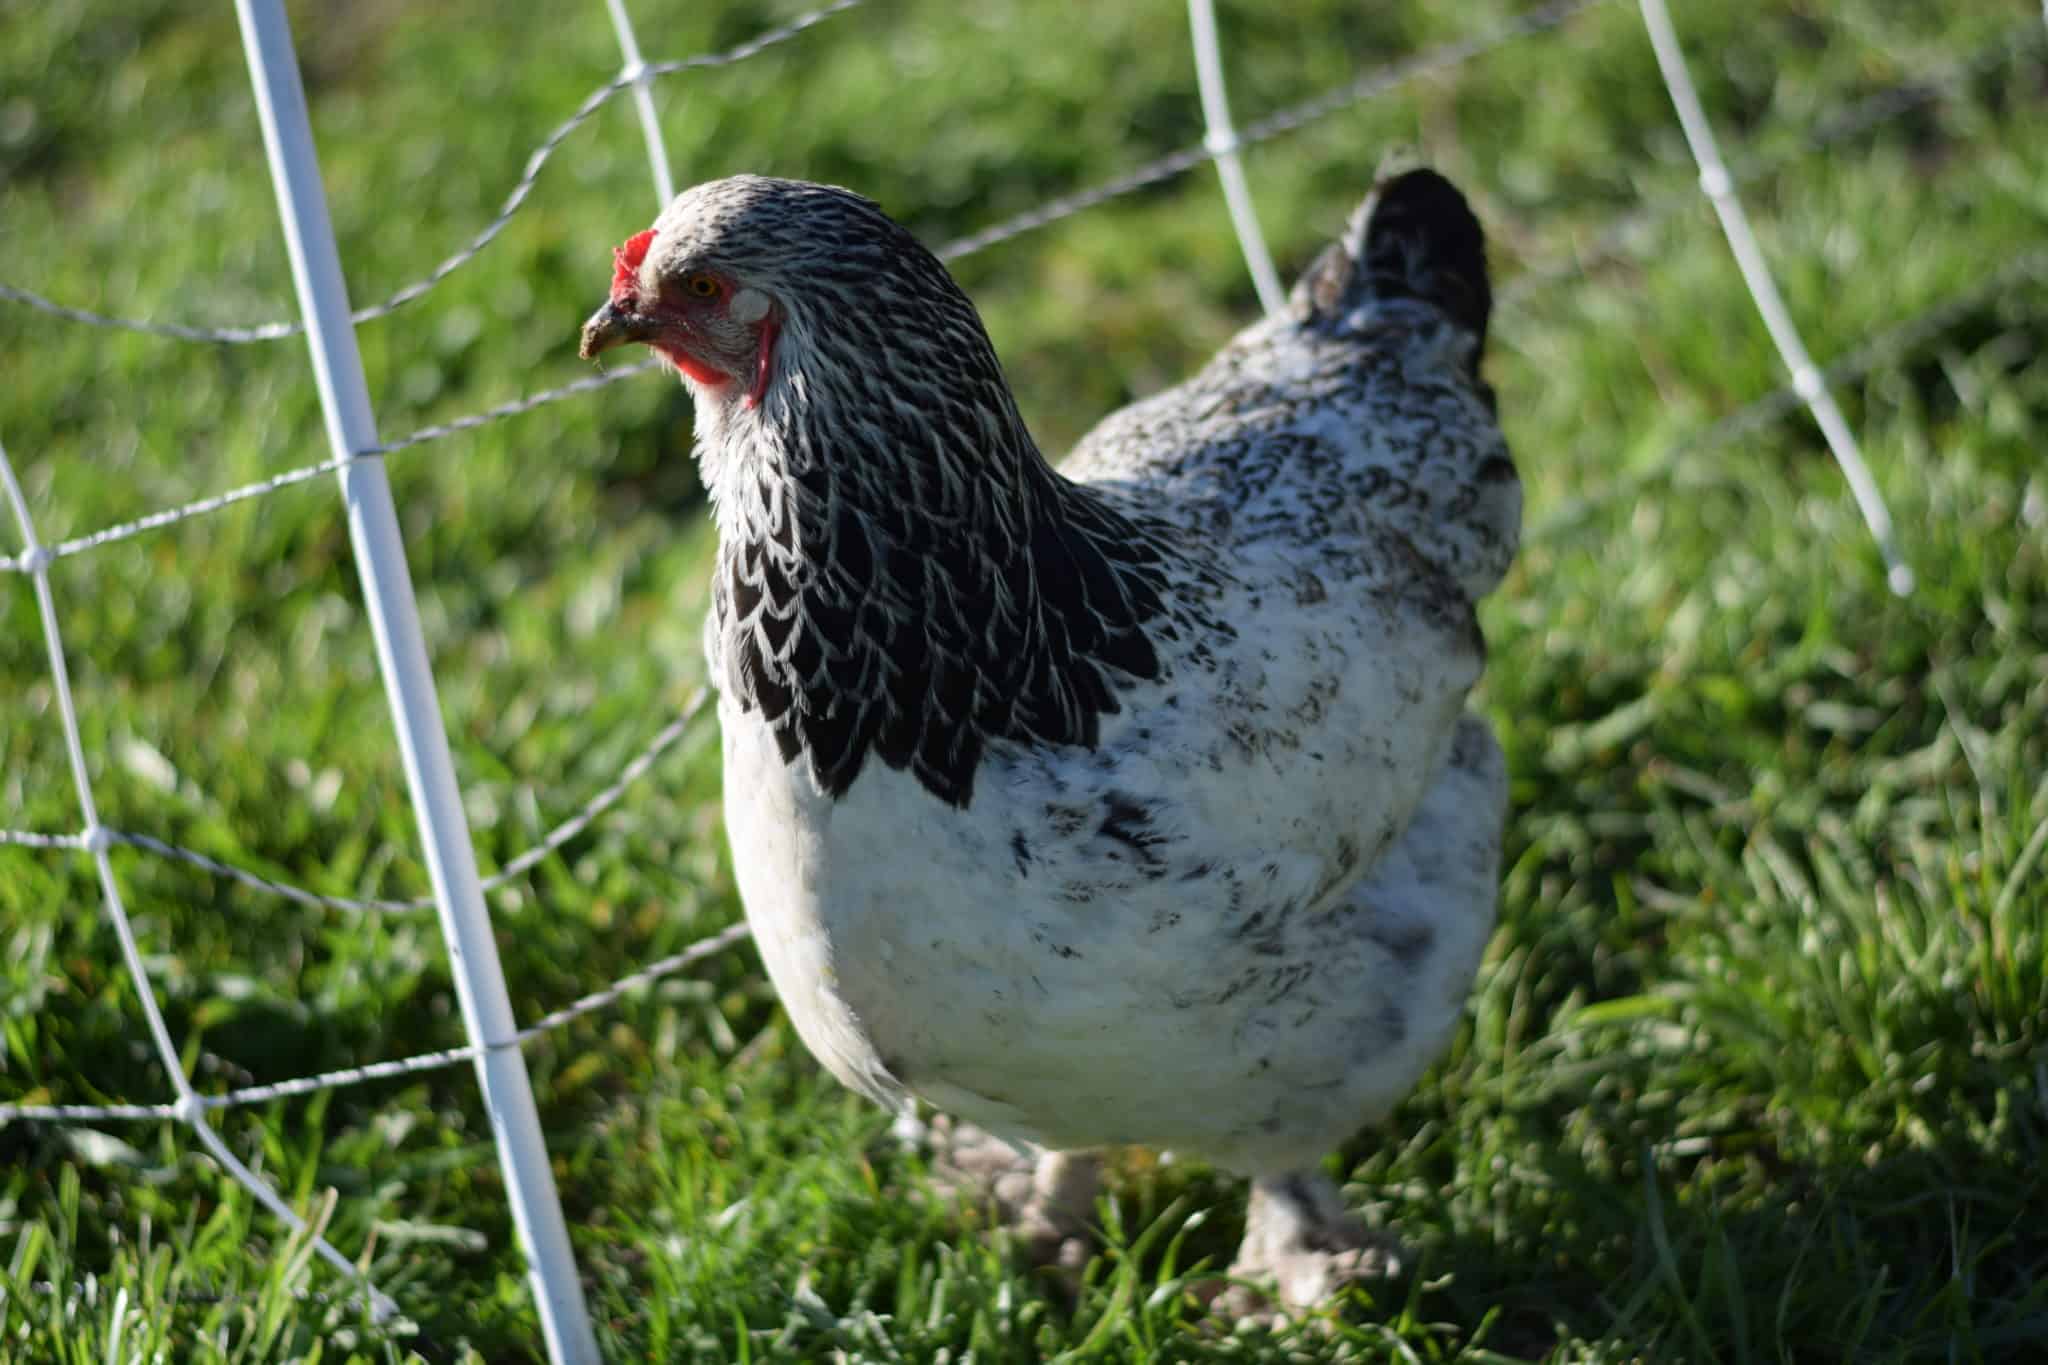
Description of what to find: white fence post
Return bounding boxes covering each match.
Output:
[1637,0,1913,596]
[231,2,601,1360]
[1187,0,1286,317]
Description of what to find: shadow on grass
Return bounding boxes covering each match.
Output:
[1408,1134,2048,1361]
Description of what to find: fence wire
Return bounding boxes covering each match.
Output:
[77,689,706,919]
[935,0,1610,263]
[0,918,752,1123]
[0,434,399,1321]
[1529,247,2048,543]
[0,1,860,346]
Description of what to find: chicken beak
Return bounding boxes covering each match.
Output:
[579,299,658,360]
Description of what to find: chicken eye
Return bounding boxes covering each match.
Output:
[684,273,721,298]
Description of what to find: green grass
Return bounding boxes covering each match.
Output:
[3,0,2045,1359]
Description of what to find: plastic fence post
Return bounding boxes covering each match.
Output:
[231,2,602,1359]
[1637,0,1913,596]
[605,0,678,206]
[1188,0,1286,316]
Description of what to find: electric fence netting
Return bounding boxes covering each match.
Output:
[2,2,2042,1359]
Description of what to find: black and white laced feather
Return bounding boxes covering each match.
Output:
[682,180,1185,808]
[618,168,1519,1174]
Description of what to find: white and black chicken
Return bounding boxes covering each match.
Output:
[580,165,1518,1313]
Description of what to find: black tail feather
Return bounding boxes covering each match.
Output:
[1296,166,1492,353]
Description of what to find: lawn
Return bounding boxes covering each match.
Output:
[2,0,2045,1359]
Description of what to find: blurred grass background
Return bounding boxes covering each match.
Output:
[2,0,2045,1359]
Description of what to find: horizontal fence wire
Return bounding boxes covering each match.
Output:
[0,921,754,1124]
[0,688,707,917]
[0,828,89,850]
[3,0,2015,583]
[0,360,662,575]
[1527,246,2048,544]
[0,1,859,346]
[1498,21,2039,311]
[935,0,1610,263]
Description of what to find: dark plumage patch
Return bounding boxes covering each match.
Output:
[1297,166,1491,384]
[1262,962,1313,1003]
[1043,803,1090,838]
[1356,168,1491,363]
[1098,792,1169,878]
[703,185,1172,807]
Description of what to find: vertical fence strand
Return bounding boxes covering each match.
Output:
[1187,0,1287,317]
[606,0,679,206]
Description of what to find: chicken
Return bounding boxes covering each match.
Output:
[579,166,1518,1316]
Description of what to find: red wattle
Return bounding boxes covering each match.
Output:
[656,343,731,388]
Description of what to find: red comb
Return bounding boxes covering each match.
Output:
[611,228,656,299]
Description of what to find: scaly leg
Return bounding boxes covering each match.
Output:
[1220,1171,1407,1322]
[916,1112,1099,1270]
